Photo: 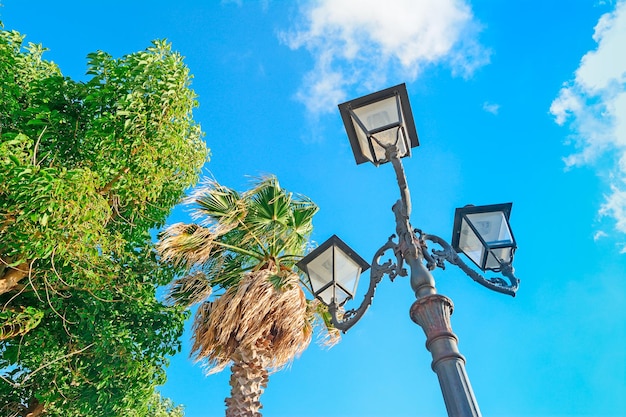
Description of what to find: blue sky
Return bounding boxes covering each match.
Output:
[2,1,626,416]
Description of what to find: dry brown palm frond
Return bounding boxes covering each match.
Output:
[156,222,219,268]
[191,269,312,374]
[166,271,212,307]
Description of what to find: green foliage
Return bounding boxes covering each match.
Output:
[0,245,189,417]
[0,307,43,340]
[136,392,185,417]
[0,22,208,416]
[1,134,115,267]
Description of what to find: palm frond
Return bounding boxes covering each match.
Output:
[157,222,264,269]
[191,269,312,373]
[157,222,222,268]
[284,197,318,254]
[167,271,212,307]
[306,298,341,348]
[289,196,318,235]
[190,179,245,233]
[247,177,292,227]
[202,252,254,290]
[240,176,319,264]
[241,177,292,257]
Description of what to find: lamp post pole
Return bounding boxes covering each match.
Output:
[389,146,481,417]
[297,83,519,417]
[411,294,480,416]
[308,145,518,416]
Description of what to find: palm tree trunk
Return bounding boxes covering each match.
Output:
[225,347,270,417]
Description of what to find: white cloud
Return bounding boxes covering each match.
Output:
[281,0,490,114]
[483,102,500,115]
[550,0,626,243]
[600,185,626,233]
[575,5,626,95]
[594,230,609,241]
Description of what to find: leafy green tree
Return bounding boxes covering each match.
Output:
[0,23,208,416]
[157,177,338,417]
[130,392,184,417]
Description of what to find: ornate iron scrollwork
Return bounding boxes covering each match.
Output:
[419,231,519,297]
[326,146,519,333]
[328,234,404,332]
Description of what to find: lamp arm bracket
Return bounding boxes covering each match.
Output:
[389,149,411,217]
[420,231,519,297]
[329,235,405,333]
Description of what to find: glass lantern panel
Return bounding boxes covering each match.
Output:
[318,284,350,306]
[305,244,362,305]
[353,96,400,130]
[352,96,409,163]
[352,115,376,163]
[396,127,409,156]
[306,246,334,295]
[335,286,351,306]
[458,217,485,267]
[316,286,334,306]
[485,247,514,270]
[333,246,362,299]
[465,212,513,248]
[368,126,410,163]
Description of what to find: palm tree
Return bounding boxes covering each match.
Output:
[157,176,334,417]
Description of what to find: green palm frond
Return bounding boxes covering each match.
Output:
[246,177,292,227]
[284,196,318,253]
[306,299,340,348]
[243,177,319,262]
[191,179,244,231]
[158,174,318,292]
[203,251,254,290]
[243,178,292,256]
[289,195,317,234]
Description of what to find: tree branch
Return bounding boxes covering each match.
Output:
[98,167,130,195]
[20,343,95,385]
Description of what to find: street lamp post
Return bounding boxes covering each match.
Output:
[296,84,519,417]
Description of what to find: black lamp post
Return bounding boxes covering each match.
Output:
[297,83,519,417]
